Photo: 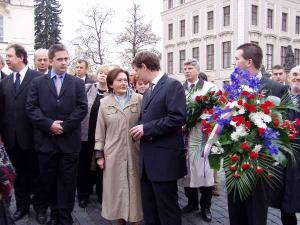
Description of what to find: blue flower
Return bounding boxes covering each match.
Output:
[263,128,280,139]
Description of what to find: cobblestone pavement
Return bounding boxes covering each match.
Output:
[12,172,300,225]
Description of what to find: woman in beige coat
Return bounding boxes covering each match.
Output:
[94,68,143,225]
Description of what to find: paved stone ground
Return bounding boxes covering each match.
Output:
[11,171,300,225]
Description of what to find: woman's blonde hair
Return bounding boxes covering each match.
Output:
[97,65,110,75]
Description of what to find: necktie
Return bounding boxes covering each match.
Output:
[148,83,155,96]
[14,73,21,91]
[190,84,195,90]
[54,75,62,95]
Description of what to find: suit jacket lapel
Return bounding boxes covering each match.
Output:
[8,74,16,96]
[143,74,167,110]
[46,74,58,97]
[16,69,34,96]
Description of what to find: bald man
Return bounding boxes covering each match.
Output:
[34,48,50,74]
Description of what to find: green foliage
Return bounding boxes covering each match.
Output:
[34,0,62,49]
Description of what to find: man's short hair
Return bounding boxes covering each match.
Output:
[132,51,160,71]
[237,43,262,70]
[48,44,67,60]
[77,59,89,69]
[6,43,28,65]
[34,48,48,60]
[290,65,300,75]
[183,58,200,72]
[272,65,284,71]
[0,55,5,66]
[199,72,208,81]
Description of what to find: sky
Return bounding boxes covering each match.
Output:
[59,0,163,66]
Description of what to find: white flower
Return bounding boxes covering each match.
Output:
[236,125,248,137]
[200,113,211,120]
[238,107,245,115]
[211,146,224,154]
[263,114,272,123]
[230,121,237,127]
[249,112,268,129]
[253,144,262,153]
[241,85,255,93]
[231,132,239,141]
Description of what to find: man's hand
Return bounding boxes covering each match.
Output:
[97,158,105,170]
[129,125,144,141]
[50,120,64,135]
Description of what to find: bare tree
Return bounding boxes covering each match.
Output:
[73,6,113,70]
[116,3,160,67]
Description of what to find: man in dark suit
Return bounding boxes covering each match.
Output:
[75,59,94,84]
[0,44,47,223]
[34,48,50,74]
[26,44,88,225]
[130,51,187,225]
[0,56,7,80]
[228,43,288,225]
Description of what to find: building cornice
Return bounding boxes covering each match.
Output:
[177,41,188,46]
[293,38,300,43]
[165,43,176,48]
[279,36,292,42]
[161,0,207,16]
[219,31,234,37]
[248,30,263,36]
[189,37,201,43]
[203,34,217,40]
[264,33,278,40]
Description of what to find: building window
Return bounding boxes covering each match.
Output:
[167,52,173,74]
[296,16,300,34]
[168,0,173,9]
[295,48,300,65]
[252,5,258,26]
[193,15,199,34]
[207,44,214,70]
[223,6,230,26]
[281,46,287,66]
[192,47,199,61]
[207,11,214,30]
[179,50,186,73]
[266,44,273,70]
[0,15,3,42]
[223,41,231,68]
[168,23,173,40]
[180,0,185,4]
[282,13,288,32]
[267,9,273,29]
[180,19,185,37]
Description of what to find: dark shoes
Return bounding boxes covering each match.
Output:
[201,208,212,222]
[12,209,29,221]
[181,204,199,213]
[78,199,88,208]
[36,212,47,224]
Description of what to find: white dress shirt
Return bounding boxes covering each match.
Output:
[151,71,165,90]
[13,66,28,84]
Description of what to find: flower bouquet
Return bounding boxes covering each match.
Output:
[188,67,299,200]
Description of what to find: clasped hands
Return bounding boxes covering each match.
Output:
[129,124,144,141]
[50,120,64,135]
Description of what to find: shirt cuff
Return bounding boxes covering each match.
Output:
[95,149,104,159]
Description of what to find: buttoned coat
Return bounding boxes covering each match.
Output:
[94,92,143,222]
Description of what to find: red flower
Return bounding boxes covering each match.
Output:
[244,103,256,112]
[217,90,223,95]
[241,142,250,151]
[241,90,249,96]
[249,151,259,159]
[232,116,245,126]
[233,172,241,179]
[208,109,214,114]
[263,109,270,114]
[258,128,266,136]
[229,165,236,171]
[245,121,252,129]
[248,94,255,100]
[295,118,300,126]
[219,96,227,104]
[241,163,251,170]
[203,96,208,101]
[201,120,207,126]
[256,167,264,174]
[195,96,202,102]
[210,91,215,95]
[237,99,243,106]
[268,173,273,179]
[230,155,239,162]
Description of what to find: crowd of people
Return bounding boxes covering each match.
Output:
[0,42,299,225]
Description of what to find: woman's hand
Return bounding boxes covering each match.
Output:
[97,158,105,169]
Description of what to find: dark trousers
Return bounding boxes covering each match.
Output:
[184,186,213,209]
[7,142,47,213]
[227,180,268,225]
[281,211,297,225]
[141,169,181,225]
[77,141,103,203]
[38,152,79,225]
